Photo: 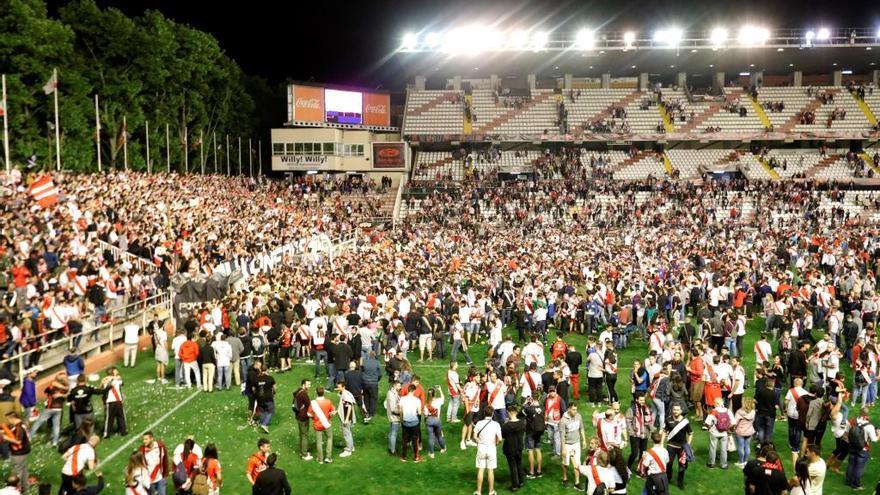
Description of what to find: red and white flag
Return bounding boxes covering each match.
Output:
[0,100,5,117]
[43,71,58,95]
[29,175,59,208]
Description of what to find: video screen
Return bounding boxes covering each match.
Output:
[324,89,363,124]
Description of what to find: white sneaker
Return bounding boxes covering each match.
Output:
[429,453,435,459]
[339,450,352,458]
[302,454,313,461]
[466,440,478,447]
[460,442,466,450]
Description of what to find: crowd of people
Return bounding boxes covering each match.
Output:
[3,165,880,495]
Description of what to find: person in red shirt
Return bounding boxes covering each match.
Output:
[246,438,271,485]
[307,387,336,464]
[178,335,201,389]
[550,333,567,362]
[686,348,706,421]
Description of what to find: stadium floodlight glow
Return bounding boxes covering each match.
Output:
[816,27,831,40]
[402,32,419,51]
[737,25,770,46]
[623,31,636,47]
[469,26,505,53]
[509,29,530,50]
[710,27,729,47]
[424,32,441,49]
[442,29,468,53]
[530,30,549,51]
[654,28,683,46]
[576,28,595,49]
[876,28,880,38]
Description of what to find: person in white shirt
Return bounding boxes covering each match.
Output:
[123,323,140,367]
[639,432,670,495]
[446,362,462,423]
[577,450,616,495]
[522,336,545,369]
[474,408,502,495]
[804,444,825,495]
[153,321,170,384]
[212,333,233,391]
[60,435,99,494]
[704,398,731,469]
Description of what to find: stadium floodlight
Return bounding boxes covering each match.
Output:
[530,30,549,51]
[402,32,419,50]
[654,28,683,46]
[468,26,504,53]
[737,25,770,46]
[576,28,595,49]
[816,27,831,40]
[442,30,468,53]
[710,27,729,47]
[877,28,880,38]
[425,32,441,49]
[623,31,636,47]
[509,29,530,50]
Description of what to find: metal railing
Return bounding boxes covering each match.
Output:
[2,291,172,387]
[96,239,157,274]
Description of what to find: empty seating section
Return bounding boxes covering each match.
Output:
[403,90,464,135]
[470,89,558,135]
[699,89,765,132]
[666,149,742,179]
[621,92,665,133]
[562,89,638,132]
[613,153,668,180]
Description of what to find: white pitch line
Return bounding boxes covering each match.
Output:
[96,389,200,469]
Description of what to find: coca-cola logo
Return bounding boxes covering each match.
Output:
[295,98,320,109]
[378,147,400,158]
[365,104,387,114]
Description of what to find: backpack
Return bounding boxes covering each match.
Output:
[849,421,867,452]
[528,405,546,433]
[171,461,190,489]
[713,410,731,432]
[191,461,209,495]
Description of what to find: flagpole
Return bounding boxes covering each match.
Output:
[258,139,262,177]
[165,123,170,172]
[199,129,204,175]
[238,136,242,175]
[248,138,253,177]
[212,131,217,174]
[122,115,128,171]
[183,126,189,174]
[53,68,60,170]
[146,120,151,174]
[226,134,230,175]
[2,75,9,173]
[94,94,101,172]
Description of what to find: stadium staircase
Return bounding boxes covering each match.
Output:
[658,104,675,132]
[859,152,880,175]
[749,96,773,130]
[756,155,781,180]
[662,154,675,176]
[475,91,557,134]
[852,91,879,128]
[804,154,844,178]
[463,94,474,135]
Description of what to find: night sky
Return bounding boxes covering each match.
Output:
[49,0,880,89]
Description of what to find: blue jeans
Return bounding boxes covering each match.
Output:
[651,400,666,430]
[547,423,561,455]
[326,363,338,389]
[149,478,166,495]
[735,435,751,463]
[447,395,461,422]
[426,416,446,454]
[239,356,253,384]
[175,359,184,386]
[259,401,275,426]
[216,366,231,390]
[29,409,62,445]
[725,337,737,357]
[388,421,400,454]
[754,414,775,445]
[846,450,870,487]
[314,350,327,377]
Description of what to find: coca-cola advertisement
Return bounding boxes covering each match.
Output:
[372,142,407,169]
[363,92,391,127]
[291,85,325,122]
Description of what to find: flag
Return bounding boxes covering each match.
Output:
[0,100,5,117]
[117,121,128,147]
[43,72,58,95]
[29,175,59,208]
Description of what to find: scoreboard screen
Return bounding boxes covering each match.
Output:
[324,89,363,125]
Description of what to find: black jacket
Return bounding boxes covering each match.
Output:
[252,467,291,495]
